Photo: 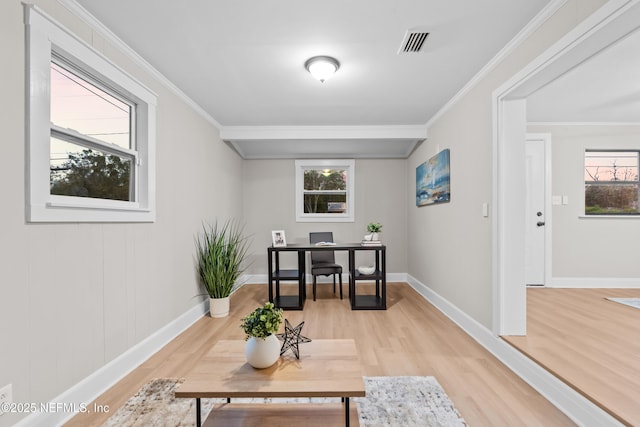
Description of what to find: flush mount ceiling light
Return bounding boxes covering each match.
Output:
[304,56,340,83]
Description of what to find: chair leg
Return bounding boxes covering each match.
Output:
[313,275,317,301]
[339,273,343,299]
[333,274,336,293]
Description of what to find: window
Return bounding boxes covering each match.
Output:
[295,159,355,222]
[50,59,135,202]
[26,5,157,222]
[585,150,639,215]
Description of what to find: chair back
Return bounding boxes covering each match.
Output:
[309,232,335,264]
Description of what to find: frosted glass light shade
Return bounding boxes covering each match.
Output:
[305,56,340,82]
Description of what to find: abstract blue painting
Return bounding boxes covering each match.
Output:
[416,149,450,206]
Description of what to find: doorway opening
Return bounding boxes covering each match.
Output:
[492,0,640,336]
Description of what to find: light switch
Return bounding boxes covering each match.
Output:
[562,195,569,205]
[552,196,562,205]
[482,203,489,217]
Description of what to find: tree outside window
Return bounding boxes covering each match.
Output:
[50,144,132,201]
[585,151,639,215]
[295,160,355,222]
[303,169,347,214]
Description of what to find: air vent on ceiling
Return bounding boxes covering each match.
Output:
[398,30,429,54]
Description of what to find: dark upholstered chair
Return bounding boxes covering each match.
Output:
[309,232,343,301]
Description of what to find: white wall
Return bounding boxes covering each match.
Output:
[242,159,409,275]
[407,0,608,329]
[0,1,242,425]
[529,124,640,279]
[409,115,494,327]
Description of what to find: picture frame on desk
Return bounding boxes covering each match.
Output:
[271,230,287,247]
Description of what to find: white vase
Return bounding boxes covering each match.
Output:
[364,232,380,241]
[209,296,230,318]
[245,334,281,369]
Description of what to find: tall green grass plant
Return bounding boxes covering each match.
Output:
[196,219,249,299]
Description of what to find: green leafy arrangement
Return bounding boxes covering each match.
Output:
[240,302,283,339]
[196,219,249,299]
[367,222,383,233]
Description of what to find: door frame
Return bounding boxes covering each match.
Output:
[492,0,640,336]
[525,133,552,287]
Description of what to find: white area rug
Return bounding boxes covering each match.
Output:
[356,376,467,426]
[606,297,640,310]
[102,377,467,427]
[102,379,210,427]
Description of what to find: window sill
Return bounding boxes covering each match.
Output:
[47,198,144,212]
[29,201,154,223]
[296,216,355,223]
[579,214,640,219]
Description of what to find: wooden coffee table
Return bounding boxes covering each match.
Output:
[175,338,365,426]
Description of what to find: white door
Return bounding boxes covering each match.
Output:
[525,137,546,285]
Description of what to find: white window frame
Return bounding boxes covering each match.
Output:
[584,149,640,216]
[25,5,157,222]
[295,159,355,222]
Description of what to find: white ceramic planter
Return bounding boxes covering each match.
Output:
[245,334,281,369]
[209,296,230,318]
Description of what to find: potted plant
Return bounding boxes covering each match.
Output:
[196,219,249,318]
[240,302,283,368]
[366,222,382,241]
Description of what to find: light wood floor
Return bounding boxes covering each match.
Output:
[66,283,575,427]
[503,287,640,427]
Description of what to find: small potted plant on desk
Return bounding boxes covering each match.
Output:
[240,302,283,369]
[364,222,382,242]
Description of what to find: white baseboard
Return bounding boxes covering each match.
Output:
[550,277,640,288]
[405,274,624,427]
[16,300,209,427]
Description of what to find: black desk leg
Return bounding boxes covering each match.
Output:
[375,249,380,298]
[268,249,273,302]
[345,397,350,426]
[298,249,306,305]
[196,398,201,426]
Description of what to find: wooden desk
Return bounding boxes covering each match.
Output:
[175,339,365,426]
[268,244,386,310]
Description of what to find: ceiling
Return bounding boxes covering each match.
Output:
[71,0,552,158]
[527,26,640,123]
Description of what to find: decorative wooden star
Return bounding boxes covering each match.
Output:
[276,319,312,359]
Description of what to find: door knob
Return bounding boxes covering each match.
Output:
[536,212,543,217]
[536,221,545,227]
